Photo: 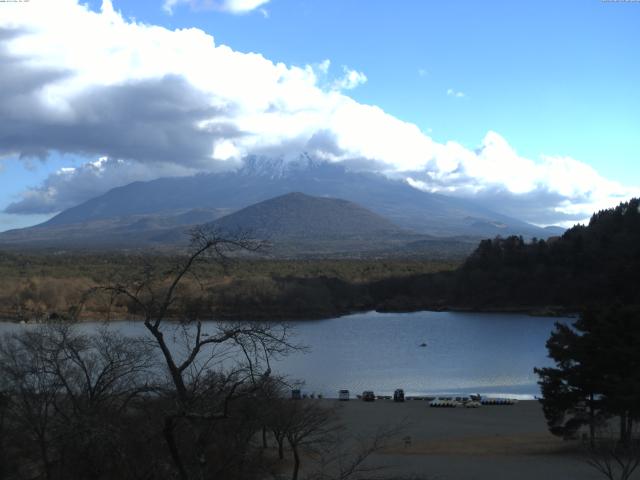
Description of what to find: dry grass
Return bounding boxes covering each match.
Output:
[383,433,577,456]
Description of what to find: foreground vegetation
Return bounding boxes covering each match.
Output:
[0,322,405,480]
[0,228,403,480]
[535,306,640,480]
[536,305,640,447]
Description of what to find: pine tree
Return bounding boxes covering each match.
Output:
[535,306,640,445]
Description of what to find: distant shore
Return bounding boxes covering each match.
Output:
[0,303,577,324]
[0,251,586,324]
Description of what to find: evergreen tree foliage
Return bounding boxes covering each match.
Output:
[535,306,640,444]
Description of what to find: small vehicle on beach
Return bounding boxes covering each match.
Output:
[339,389,350,401]
[455,396,481,408]
[480,397,518,405]
[362,390,376,402]
[429,397,460,408]
[393,389,405,402]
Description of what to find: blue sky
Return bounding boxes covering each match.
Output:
[88,0,640,183]
[0,0,639,230]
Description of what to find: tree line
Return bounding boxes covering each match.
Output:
[371,198,640,312]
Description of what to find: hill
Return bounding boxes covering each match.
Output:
[211,192,401,238]
[157,192,478,258]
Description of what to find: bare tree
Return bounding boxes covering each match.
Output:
[585,424,640,480]
[100,226,298,479]
[259,380,404,480]
[0,323,155,480]
[308,424,406,480]
[258,375,294,458]
[276,399,339,480]
[0,328,63,480]
[42,325,155,479]
[269,398,289,460]
[41,324,153,415]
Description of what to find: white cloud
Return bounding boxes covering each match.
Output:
[163,0,270,15]
[447,88,465,98]
[0,0,637,225]
[5,157,200,214]
[406,130,637,226]
[317,59,331,75]
[332,67,367,91]
[418,68,428,77]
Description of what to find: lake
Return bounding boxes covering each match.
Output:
[0,310,571,399]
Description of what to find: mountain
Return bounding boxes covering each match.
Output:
[0,154,562,252]
[154,192,479,258]
[211,192,401,239]
[0,208,222,249]
[542,225,566,236]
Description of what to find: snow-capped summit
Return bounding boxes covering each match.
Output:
[238,153,329,179]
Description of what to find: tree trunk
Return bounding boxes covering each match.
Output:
[196,432,208,480]
[291,444,300,480]
[276,434,284,460]
[38,437,52,480]
[589,393,595,448]
[620,413,627,446]
[163,416,189,480]
[146,324,189,402]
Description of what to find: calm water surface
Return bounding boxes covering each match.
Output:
[0,311,571,399]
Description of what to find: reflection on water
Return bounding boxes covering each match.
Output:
[0,310,570,399]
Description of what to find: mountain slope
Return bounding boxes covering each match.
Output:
[0,155,561,251]
[211,192,402,239]
[154,193,479,258]
[41,155,549,235]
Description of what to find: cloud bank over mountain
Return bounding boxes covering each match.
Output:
[0,0,636,225]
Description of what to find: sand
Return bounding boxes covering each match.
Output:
[320,399,634,480]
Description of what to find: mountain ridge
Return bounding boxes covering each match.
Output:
[0,155,564,253]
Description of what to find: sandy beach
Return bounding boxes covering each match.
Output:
[322,399,630,480]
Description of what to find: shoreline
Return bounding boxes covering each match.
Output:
[0,304,577,324]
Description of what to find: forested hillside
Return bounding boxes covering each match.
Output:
[372,198,640,311]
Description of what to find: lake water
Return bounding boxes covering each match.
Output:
[0,311,571,399]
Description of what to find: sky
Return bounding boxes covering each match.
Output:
[0,0,639,231]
